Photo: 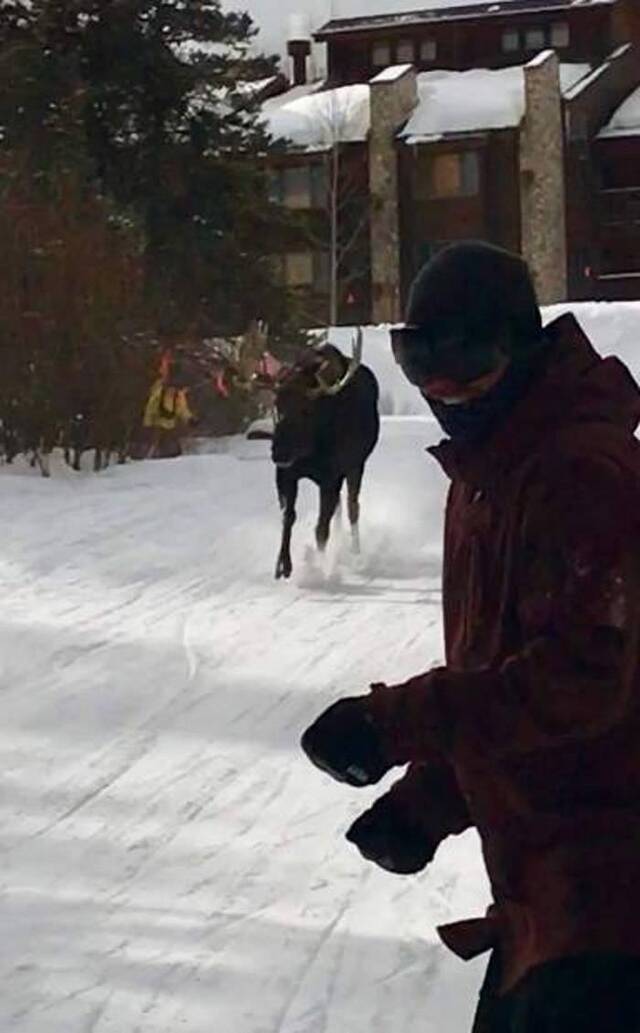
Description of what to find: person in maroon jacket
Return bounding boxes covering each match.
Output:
[301,241,640,1032]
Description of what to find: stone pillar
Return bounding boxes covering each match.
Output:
[519,50,568,304]
[369,65,417,324]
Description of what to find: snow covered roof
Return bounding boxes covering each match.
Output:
[598,85,640,139]
[261,82,370,150]
[316,0,614,39]
[261,59,590,150]
[401,62,590,142]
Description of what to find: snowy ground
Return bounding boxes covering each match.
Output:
[2,301,639,1032]
[0,419,490,1033]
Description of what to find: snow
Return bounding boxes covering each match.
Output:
[541,300,640,373]
[328,301,640,416]
[327,325,427,415]
[2,300,640,1031]
[526,47,555,69]
[0,421,489,1032]
[401,62,590,142]
[565,41,631,101]
[598,83,640,139]
[262,59,590,151]
[370,62,414,83]
[171,39,234,63]
[563,61,608,99]
[236,76,282,98]
[261,82,370,149]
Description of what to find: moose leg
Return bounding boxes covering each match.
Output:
[316,479,343,553]
[36,450,51,478]
[346,465,365,553]
[334,491,343,530]
[276,469,298,580]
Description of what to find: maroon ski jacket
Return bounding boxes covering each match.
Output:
[370,313,640,992]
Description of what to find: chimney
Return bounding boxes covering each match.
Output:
[287,14,312,87]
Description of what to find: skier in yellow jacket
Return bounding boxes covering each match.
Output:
[143,365,195,458]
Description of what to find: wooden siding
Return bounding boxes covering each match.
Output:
[398,130,521,308]
[325,6,617,85]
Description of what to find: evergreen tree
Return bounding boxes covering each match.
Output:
[0,0,296,337]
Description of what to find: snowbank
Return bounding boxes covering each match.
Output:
[327,301,640,417]
[327,324,423,416]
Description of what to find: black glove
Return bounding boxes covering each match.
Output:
[300,696,390,787]
[346,793,438,874]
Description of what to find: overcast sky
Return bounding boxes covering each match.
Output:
[225,0,522,68]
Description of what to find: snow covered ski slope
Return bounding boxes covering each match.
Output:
[1,302,638,1032]
[0,419,490,1033]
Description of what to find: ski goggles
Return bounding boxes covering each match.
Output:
[390,324,501,388]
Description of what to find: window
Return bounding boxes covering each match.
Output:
[274,252,330,290]
[282,166,312,209]
[284,252,314,287]
[314,251,331,292]
[267,170,283,205]
[269,165,327,210]
[551,21,570,48]
[396,39,415,63]
[420,38,437,62]
[427,152,480,199]
[502,29,520,53]
[372,41,391,67]
[525,27,546,51]
[310,164,328,208]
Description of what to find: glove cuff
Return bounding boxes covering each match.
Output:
[367,670,451,764]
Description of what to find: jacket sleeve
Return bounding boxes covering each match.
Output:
[370,453,640,762]
[143,381,162,428]
[382,760,472,840]
[176,389,194,424]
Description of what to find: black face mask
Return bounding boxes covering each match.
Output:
[424,354,542,444]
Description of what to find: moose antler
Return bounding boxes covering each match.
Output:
[235,319,271,387]
[312,328,363,397]
[253,319,269,351]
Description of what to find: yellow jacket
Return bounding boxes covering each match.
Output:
[143,381,194,431]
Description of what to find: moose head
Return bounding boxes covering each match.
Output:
[271,330,363,469]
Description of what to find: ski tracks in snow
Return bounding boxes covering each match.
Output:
[0,422,489,1033]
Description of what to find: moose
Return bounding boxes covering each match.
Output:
[268,330,380,580]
